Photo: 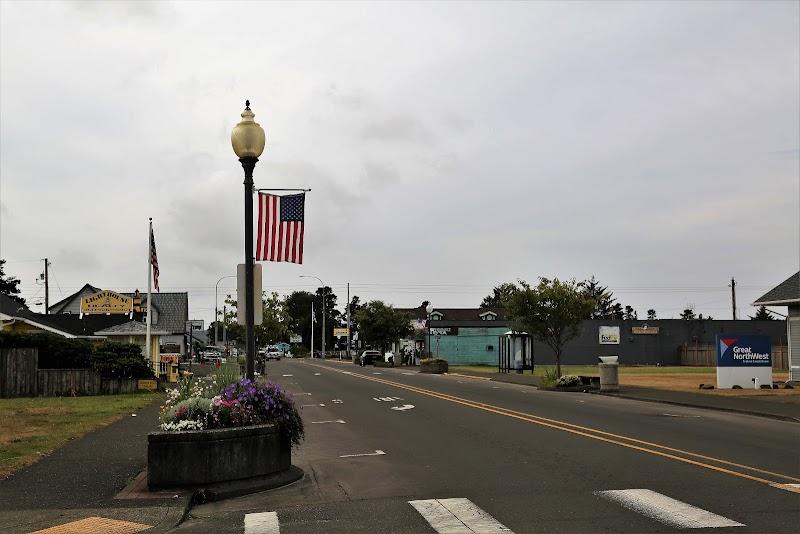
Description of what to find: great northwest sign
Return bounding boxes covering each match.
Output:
[716,335,773,389]
[430,327,458,336]
[80,290,133,315]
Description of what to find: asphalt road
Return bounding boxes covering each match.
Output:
[175,359,800,533]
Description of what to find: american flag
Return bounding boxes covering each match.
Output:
[150,226,160,292]
[256,193,305,263]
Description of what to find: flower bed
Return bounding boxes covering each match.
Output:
[149,375,304,489]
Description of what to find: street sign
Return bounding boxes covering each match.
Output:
[186,319,204,331]
[236,263,263,326]
[333,327,349,337]
[289,334,302,343]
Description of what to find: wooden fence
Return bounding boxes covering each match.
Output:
[1,347,138,397]
[680,344,788,370]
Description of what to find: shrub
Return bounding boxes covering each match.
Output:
[0,331,92,368]
[90,341,155,379]
[540,367,559,387]
[556,375,581,388]
[420,358,448,365]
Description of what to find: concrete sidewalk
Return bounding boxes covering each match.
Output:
[447,369,800,423]
[0,395,191,534]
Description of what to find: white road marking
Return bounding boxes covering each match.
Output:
[331,399,343,404]
[373,396,403,402]
[595,489,744,529]
[402,372,415,375]
[373,372,382,375]
[310,419,346,424]
[301,403,325,407]
[492,386,500,389]
[314,372,321,376]
[391,404,415,411]
[282,374,293,377]
[244,511,280,534]
[662,413,701,418]
[409,497,513,533]
[339,449,386,458]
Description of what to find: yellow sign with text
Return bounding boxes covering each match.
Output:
[80,290,133,315]
[137,379,158,391]
[333,327,350,337]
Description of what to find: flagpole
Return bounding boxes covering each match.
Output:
[146,218,153,373]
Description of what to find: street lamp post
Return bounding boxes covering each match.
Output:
[215,275,236,346]
[300,275,325,358]
[426,303,433,359]
[231,100,266,380]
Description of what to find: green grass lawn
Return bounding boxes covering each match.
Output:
[0,392,159,478]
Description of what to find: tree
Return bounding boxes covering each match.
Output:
[623,305,637,320]
[750,306,775,320]
[506,278,595,378]
[354,301,413,355]
[480,283,518,308]
[0,259,25,306]
[680,308,696,320]
[285,291,316,349]
[646,309,657,320]
[582,276,616,319]
[315,286,340,352]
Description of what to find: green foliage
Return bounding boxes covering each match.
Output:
[680,308,696,320]
[556,375,581,387]
[354,301,413,354]
[0,331,92,368]
[506,278,595,378]
[213,363,240,388]
[420,358,448,365]
[90,341,155,379]
[0,259,25,306]
[540,367,559,387]
[647,309,657,320]
[750,306,775,320]
[480,283,519,309]
[0,333,153,378]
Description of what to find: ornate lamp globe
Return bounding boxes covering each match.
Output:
[231,100,266,159]
[426,303,434,315]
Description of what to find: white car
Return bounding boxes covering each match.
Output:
[265,350,282,361]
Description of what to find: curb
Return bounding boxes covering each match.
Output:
[146,492,194,533]
[593,391,800,423]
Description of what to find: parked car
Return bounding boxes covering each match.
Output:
[265,350,282,361]
[359,350,382,366]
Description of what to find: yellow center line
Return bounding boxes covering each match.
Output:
[307,362,800,489]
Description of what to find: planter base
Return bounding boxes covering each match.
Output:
[193,465,304,503]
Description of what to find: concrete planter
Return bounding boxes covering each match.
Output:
[420,361,448,374]
[147,424,290,489]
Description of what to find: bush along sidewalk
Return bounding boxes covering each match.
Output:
[420,358,448,374]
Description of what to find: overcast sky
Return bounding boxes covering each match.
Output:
[1,0,798,324]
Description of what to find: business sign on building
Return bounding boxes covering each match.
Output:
[716,335,772,389]
[631,326,659,335]
[186,320,204,331]
[289,334,302,343]
[430,327,458,336]
[80,290,133,315]
[333,327,350,337]
[599,326,620,345]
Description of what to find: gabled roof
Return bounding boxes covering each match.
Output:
[124,292,187,333]
[96,320,169,336]
[753,272,800,306]
[28,313,131,337]
[47,283,101,314]
[0,293,34,318]
[396,306,508,321]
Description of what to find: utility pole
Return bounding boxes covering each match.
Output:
[311,300,315,358]
[42,258,49,314]
[730,277,737,320]
[223,304,227,352]
[346,282,351,362]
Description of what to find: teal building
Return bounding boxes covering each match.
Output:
[400,307,511,365]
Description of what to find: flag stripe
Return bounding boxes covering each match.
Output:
[256,193,305,264]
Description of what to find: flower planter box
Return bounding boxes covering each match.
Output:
[420,361,448,374]
[148,424,290,489]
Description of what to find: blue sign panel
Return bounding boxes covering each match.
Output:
[716,335,771,367]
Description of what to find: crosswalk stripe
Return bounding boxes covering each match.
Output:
[244,511,280,534]
[595,489,744,529]
[409,498,513,533]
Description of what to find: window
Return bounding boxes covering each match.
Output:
[486,345,494,351]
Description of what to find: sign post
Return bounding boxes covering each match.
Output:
[716,335,772,389]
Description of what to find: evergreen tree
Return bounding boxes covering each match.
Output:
[750,306,775,320]
[647,309,657,320]
[0,259,25,306]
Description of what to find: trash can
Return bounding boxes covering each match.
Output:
[598,356,619,392]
